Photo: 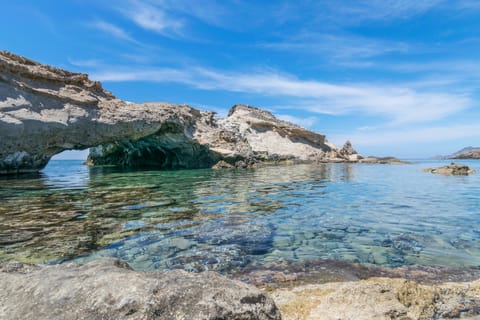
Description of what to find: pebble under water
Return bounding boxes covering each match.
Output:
[1,160,479,280]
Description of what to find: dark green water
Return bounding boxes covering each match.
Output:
[1,160,479,277]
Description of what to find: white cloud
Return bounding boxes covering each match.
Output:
[91,20,136,42]
[90,66,471,127]
[123,0,184,37]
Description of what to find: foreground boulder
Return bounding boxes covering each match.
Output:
[0,51,357,174]
[0,258,281,320]
[423,163,476,175]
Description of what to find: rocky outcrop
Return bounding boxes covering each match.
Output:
[272,277,480,320]
[338,140,363,161]
[0,258,281,320]
[0,51,219,173]
[88,104,350,169]
[423,163,476,175]
[0,51,364,174]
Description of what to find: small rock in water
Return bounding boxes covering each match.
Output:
[423,163,476,175]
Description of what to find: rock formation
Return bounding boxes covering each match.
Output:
[0,51,201,174]
[423,163,476,175]
[338,140,362,161]
[0,258,281,320]
[87,104,353,169]
[1,51,360,174]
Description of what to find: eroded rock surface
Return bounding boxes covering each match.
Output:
[0,258,281,320]
[272,277,480,320]
[0,51,219,174]
[423,163,476,175]
[1,51,360,174]
[88,104,351,169]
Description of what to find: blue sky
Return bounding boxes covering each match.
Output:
[2,0,480,159]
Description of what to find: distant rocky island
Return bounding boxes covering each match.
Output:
[448,146,480,159]
[435,147,480,160]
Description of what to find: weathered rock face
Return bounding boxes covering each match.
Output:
[423,163,476,175]
[0,258,281,320]
[338,140,363,162]
[272,277,480,320]
[0,51,215,174]
[89,104,351,169]
[0,51,358,173]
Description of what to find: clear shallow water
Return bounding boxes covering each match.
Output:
[1,160,479,276]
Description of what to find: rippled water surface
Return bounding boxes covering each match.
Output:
[1,160,479,275]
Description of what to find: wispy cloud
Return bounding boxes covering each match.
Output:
[91,20,136,42]
[121,0,184,37]
[260,33,410,59]
[90,65,471,126]
[319,0,444,25]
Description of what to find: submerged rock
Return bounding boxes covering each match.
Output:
[423,163,476,175]
[0,258,281,320]
[0,51,362,174]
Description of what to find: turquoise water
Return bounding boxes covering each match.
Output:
[1,160,479,276]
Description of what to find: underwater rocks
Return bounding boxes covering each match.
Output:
[1,51,361,174]
[423,163,476,175]
[0,258,281,320]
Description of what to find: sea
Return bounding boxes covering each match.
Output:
[1,160,479,282]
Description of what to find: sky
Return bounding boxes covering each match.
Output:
[2,0,480,159]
